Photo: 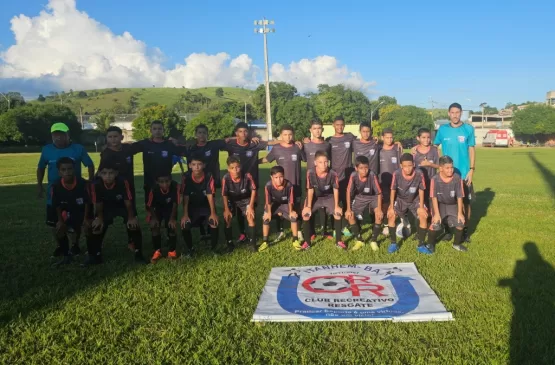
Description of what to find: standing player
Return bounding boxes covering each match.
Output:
[180,157,219,256]
[259,166,300,252]
[302,151,344,250]
[433,103,476,243]
[221,156,257,253]
[344,156,384,251]
[378,128,402,236]
[37,123,95,258]
[50,157,93,266]
[387,153,431,254]
[426,156,468,252]
[146,173,179,263]
[353,122,380,175]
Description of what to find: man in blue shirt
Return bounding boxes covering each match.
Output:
[37,122,95,257]
[433,102,476,242]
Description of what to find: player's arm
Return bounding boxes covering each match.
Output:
[259,147,275,165]
[221,177,233,224]
[388,174,397,218]
[36,150,47,198]
[93,201,104,232]
[302,187,314,218]
[206,176,218,226]
[263,185,272,222]
[246,175,257,220]
[52,189,67,234]
[345,175,354,219]
[287,186,297,220]
[168,201,178,230]
[181,195,190,228]
[466,146,476,185]
[145,190,158,228]
[332,176,342,216]
[123,181,138,229]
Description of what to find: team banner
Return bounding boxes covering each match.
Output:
[252,263,453,322]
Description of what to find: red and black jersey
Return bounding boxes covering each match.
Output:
[98,144,135,185]
[181,171,215,207]
[391,169,426,203]
[430,174,465,205]
[222,172,256,202]
[187,140,227,183]
[306,169,339,198]
[347,171,381,198]
[51,177,91,215]
[146,180,180,211]
[131,139,187,187]
[92,178,133,210]
[223,140,268,188]
[265,179,294,206]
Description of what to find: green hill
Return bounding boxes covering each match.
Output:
[31,87,255,115]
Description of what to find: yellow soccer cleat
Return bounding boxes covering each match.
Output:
[351,241,365,251]
[258,241,269,252]
[370,241,379,252]
[292,240,302,251]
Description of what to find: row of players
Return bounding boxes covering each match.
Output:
[47,119,468,266]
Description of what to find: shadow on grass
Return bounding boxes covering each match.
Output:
[468,188,495,236]
[528,153,555,205]
[499,242,555,364]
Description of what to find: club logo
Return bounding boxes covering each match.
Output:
[369,149,375,156]
[450,190,455,198]
[324,185,330,190]
[292,154,298,161]
[344,142,351,148]
[458,136,466,143]
[363,187,370,193]
[391,157,397,164]
[161,151,168,158]
[166,197,172,203]
[76,198,84,205]
[205,150,211,157]
[246,151,253,157]
[409,187,417,193]
[116,194,123,200]
[241,189,247,193]
[282,196,287,200]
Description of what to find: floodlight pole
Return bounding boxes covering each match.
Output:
[254,18,275,140]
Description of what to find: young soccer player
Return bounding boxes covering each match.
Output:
[259,166,300,252]
[378,128,402,235]
[38,123,95,257]
[89,162,145,265]
[426,156,468,252]
[180,157,219,256]
[344,156,384,251]
[302,151,344,250]
[413,128,440,185]
[387,153,431,254]
[221,156,257,253]
[353,122,379,175]
[146,173,180,263]
[50,157,92,266]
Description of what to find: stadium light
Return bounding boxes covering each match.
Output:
[253,17,276,140]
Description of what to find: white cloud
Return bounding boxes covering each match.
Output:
[0,0,374,95]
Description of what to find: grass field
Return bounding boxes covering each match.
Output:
[0,148,554,364]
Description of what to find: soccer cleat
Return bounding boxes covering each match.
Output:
[272,231,285,244]
[258,241,269,252]
[336,241,347,250]
[150,249,163,264]
[236,234,247,244]
[351,241,365,251]
[452,244,468,252]
[382,226,390,237]
[301,242,310,250]
[426,243,436,253]
[51,246,64,258]
[370,241,379,251]
[167,250,178,259]
[388,243,399,254]
[292,240,303,250]
[417,246,433,255]
[52,256,72,267]
[70,245,81,256]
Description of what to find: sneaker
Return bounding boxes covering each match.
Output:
[258,241,269,252]
[417,246,433,255]
[370,241,379,251]
[70,245,81,256]
[426,243,436,253]
[150,250,162,264]
[351,241,365,251]
[342,228,352,237]
[167,250,178,259]
[135,251,148,264]
[336,241,347,250]
[297,231,304,242]
[310,234,316,241]
[272,231,285,244]
[236,234,247,244]
[452,244,468,252]
[128,241,136,251]
[52,256,72,267]
[462,231,472,243]
[292,240,303,251]
[51,246,64,258]
[301,242,310,250]
[382,226,390,236]
[388,243,399,253]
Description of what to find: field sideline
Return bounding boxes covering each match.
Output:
[0,148,554,364]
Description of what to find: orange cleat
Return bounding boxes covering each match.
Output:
[167,250,178,259]
[150,249,162,264]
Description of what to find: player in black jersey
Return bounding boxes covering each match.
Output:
[146,174,180,263]
[89,162,145,266]
[221,156,257,253]
[378,128,402,236]
[259,166,300,252]
[180,156,219,255]
[50,157,93,266]
[344,156,384,252]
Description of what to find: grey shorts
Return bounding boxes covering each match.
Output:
[351,196,379,218]
[394,199,423,218]
[430,203,464,230]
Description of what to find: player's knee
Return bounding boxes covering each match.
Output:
[247,216,255,226]
[430,223,442,231]
[263,219,271,226]
[290,216,297,223]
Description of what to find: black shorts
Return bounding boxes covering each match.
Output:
[46,204,57,227]
[100,205,132,226]
[394,199,423,218]
[271,204,295,221]
[311,196,335,216]
[351,196,379,218]
[229,198,252,216]
[148,206,175,228]
[430,203,464,230]
[188,206,212,228]
[463,182,475,204]
[46,205,87,231]
[338,179,349,207]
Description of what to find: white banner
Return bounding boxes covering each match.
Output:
[252,263,453,322]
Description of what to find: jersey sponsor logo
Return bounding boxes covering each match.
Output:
[391,157,397,164]
[409,187,417,193]
[369,149,375,156]
[161,150,168,157]
[291,154,298,161]
[205,150,212,157]
[450,190,455,198]
[344,142,351,148]
[246,151,253,157]
[363,187,370,193]
[458,136,466,143]
[76,198,84,205]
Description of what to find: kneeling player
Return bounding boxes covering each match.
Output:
[222,156,257,253]
[180,157,219,256]
[344,156,383,252]
[146,174,179,263]
[259,166,299,252]
[387,153,431,254]
[426,156,467,252]
[302,151,343,250]
[89,163,145,265]
[50,157,93,266]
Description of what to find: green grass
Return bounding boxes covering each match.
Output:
[30,87,254,114]
[0,148,554,364]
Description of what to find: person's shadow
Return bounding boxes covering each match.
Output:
[468,187,495,236]
[499,242,555,364]
[528,153,555,205]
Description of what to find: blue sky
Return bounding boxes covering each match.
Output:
[0,0,553,110]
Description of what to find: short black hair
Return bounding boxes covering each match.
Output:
[56,157,74,169]
[355,155,369,167]
[310,119,323,127]
[417,127,431,137]
[314,150,329,160]
[226,155,241,166]
[400,153,414,164]
[333,116,345,123]
[188,156,205,164]
[99,160,119,171]
[151,120,164,127]
[106,126,122,135]
[382,128,393,136]
[270,165,285,176]
[156,173,172,181]
[359,122,371,131]
[439,155,454,166]
[195,124,208,133]
[448,103,462,112]
[280,124,294,133]
[234,122,249,132]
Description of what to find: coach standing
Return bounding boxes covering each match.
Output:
[433,102,476,242]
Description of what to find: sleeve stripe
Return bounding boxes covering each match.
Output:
[265,186,270,206]
[289,186,294,202]
[124,180,133,200]
[247,173,256,190]
[374,176,382,194]
[91,184,97,203]
[146,190,154,207]
[460,179,465,197]
[390,173,396,191]
[347,175,353,196]
[221,177,227,197]
[430,179,435,198]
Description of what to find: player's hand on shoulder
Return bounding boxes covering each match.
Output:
[251,137,260,145]
[295,141,303,149]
